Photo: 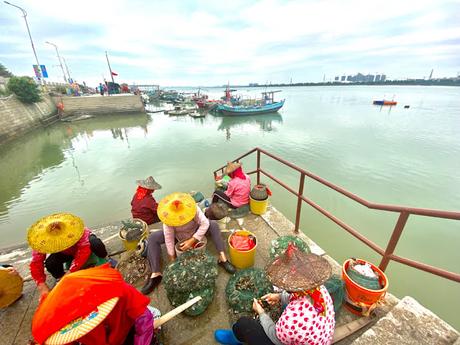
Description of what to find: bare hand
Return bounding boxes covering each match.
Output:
[179,237,197,251]
[38,283,50,297]
[252,298,265,315]
[6,267,19,276]
[261,293,281,306]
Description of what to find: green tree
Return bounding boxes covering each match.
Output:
[7,76,41,103]
[0,63,13,77]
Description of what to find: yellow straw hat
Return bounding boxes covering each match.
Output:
[45,297,119,345]
[158,192,197,227]
[27,213,85,254]
[0,268,23,308]
[224,161,242,175]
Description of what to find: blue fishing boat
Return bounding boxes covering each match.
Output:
[217,91,285,116]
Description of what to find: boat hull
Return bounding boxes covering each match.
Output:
[218,100,285,116]
[373,100,397,106]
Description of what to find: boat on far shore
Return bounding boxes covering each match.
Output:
[373,100,397,106]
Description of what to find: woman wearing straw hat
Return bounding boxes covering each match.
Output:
[27,213,112,298]
[215,244,335,345]
[212,162,251,209]
[32,264,158,345]
[141,192,236,295]
[131,176,162,225]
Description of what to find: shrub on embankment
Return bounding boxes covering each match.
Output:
[7,76,41,104]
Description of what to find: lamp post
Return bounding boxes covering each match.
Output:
[4,1,44,85]
[46,41,67,83]
[62,57,72,82]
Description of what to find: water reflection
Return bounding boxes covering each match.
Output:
[214,113,283,140]
[0,113,151,219]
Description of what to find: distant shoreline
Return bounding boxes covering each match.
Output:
[242,80,460,88]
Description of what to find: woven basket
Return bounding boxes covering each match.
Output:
[250,184,268,201]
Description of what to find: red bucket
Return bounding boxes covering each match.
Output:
[342,258,388,316]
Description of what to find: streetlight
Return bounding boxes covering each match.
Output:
[61,56,72,82]
[46,41,67,83]
[4,1,44,85]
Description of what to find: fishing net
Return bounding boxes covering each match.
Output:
[226,268,273,314]
[163,250,218,316]
[269,235,311,259]
[324,274,345,313]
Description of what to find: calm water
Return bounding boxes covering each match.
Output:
[1,86,459,328]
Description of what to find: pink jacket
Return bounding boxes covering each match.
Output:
[225,174,251,207]
[163,206,209,256]
[30,228,92,285]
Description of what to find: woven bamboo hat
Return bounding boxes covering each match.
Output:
[224,161,241,175]
[266,243,331,292]
[0,268,23,308]
[158,193,197,227]
[136,176,162,190]
[45,297,119,345]
[27,213,85,254]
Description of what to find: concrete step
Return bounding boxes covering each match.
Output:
[350,296,459,345]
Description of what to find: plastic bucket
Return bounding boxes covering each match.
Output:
[249,196,268,215]
[175,237,208,257]
[342,258,389,316]
[119,219,148,251]
[228,230,257,269]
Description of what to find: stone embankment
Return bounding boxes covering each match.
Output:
[0,94,56,144]
[60,94,145,116]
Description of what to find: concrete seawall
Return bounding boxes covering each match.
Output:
[0,94,56,144]
[61,94,145,116]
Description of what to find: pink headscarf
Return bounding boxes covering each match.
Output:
[275,286,335,345]
[229,167,246,180]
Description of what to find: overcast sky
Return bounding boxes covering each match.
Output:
[1,0,459,86]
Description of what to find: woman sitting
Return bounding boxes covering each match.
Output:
[28,213,111,299]
[215,244,335,345]
[141,192,236,295]
[212,162,251,209]
[131,176,162,225]
[32,264,158,345]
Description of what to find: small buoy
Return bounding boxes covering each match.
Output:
[404,105,410,109]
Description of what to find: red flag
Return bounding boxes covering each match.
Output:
[111,71,118,76]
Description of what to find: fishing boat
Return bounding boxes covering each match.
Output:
[217,91,285,116]
[373,100,397,106]
[189,111,206,118]
[169,106,190,116]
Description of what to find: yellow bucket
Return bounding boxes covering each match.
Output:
[228,230,257,269]
[249,196,268,215]
[119,219,148,251]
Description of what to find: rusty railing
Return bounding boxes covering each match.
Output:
[213,147,460,283]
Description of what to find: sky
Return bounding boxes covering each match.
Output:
[1,0,459,86]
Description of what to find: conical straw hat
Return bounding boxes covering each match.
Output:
[266,243,331,292]
[27,213,85,254]
[158,193,197,227]
[45,297,119,345]
[224,161,242,175]
[0,268,23,308]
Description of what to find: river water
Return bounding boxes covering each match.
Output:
[0,85,459,328]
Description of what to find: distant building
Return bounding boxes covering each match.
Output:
[334,76,339,81]
[249,83,259,87]
[341,75,346,81]
[375,75,381,82]
[365,74,375,82]
[381,74,386,82]
[346,75,353,81]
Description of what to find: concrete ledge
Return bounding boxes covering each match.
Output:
[352,296,459,345]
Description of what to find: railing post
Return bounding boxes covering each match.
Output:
[256,149,261,185]
[379,211,410,272]
[294,173,305,234]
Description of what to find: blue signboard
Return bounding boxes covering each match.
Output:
[40,65,48,78]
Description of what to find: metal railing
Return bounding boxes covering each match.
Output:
[213,147,460,283]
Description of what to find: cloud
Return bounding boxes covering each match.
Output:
[1,0,459,86]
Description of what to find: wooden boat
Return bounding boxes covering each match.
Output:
[189,111,206,118]
[169,106,190,116]
[218,91,285,116]
[373,100,397,106]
